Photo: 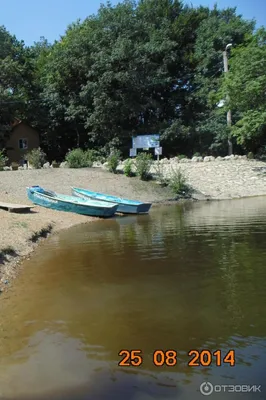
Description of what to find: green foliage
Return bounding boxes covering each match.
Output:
[124,159,134,177]
[193,152,201,157]
[154,161,168,186]
[177,154,187,160]
[0,149,8,170]
[107,149,121,174]
[65,148,92,168]
[168,168,191,197]
[135,153,152,181]
[25,148,46,169]
[247,152,254,160]
[0,3,261,157]
[216,28,266,151]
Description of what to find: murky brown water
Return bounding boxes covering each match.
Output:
[1,198,266,399]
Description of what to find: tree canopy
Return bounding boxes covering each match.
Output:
[0,0,264,159]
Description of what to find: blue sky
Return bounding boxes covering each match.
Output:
[1,0,265,46]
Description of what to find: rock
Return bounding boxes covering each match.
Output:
[239,155,247,160]
[234,155,239,160]
[92,161,102,168]
[18,166,24,170]
[170,157,179,163]
[215,156,224,161]
[203,156,211,162]
[43,162,50,168]
[160,158,169,164]
[192,156,199,162]
[3,166,11,171]
[192,156,203,162]
[59,161,68,168]
[102,162,109,170]
[180,158,190,163]
[209,156,215,161]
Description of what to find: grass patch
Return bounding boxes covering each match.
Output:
[13,221,29,229]
[168,168,192,198]
[135,153,153,181]
[29,224,53,243]
[0,246,19,264]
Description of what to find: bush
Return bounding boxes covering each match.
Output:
[135,152,152,180]
[177,154,187,160]
[168,168,191,197]
[107,149,121,173]
[65,148,90,168]
[0,149,8,170]
[124,159,134,177]
[154,161,168,186]
[26,147,46,169]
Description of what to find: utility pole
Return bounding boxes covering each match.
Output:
[223,43,233,155]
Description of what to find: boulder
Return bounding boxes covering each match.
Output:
[192,156,203,162]
[3,166,11,171]
[92,161,102,168]
[180,158,190,163]
[43,162,50,168]
[203,156,211,162]
[59,161,68,168]
[215,156,224,161]
[18,166,24,170]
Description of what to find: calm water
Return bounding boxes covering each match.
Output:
[0,198,266,399]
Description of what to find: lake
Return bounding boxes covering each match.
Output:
[0,198,266,399]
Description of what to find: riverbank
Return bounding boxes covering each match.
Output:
[1,158,266,291]
[0,168,173,291]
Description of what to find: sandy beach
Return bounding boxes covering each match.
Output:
[1,157,266,291]
[0,167,172,290]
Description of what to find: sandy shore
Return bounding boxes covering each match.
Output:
[2,157,266,291]
[0,168,173,290]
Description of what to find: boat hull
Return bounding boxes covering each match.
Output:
[27,186,118,218]
[72,187,152,214]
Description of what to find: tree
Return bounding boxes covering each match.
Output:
[216,28,266,152]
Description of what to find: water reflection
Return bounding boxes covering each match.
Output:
[1,197,266,399]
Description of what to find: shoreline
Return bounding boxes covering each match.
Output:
[1,160,266,293]
[0,168,179,292]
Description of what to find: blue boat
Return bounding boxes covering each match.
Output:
[71,187,152,214]
[27,186,118,218]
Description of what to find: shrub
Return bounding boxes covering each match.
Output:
[65,148,89,168]
[168,168,191,197]
[25,147,46,169]
[154,161,168,186]
[135,152,152,180]
[124,159,134,177]
[177,154,187,160]
[0,149,8,170]
[107,149,121,173]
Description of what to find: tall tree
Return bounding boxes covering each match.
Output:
[216,28,266,152]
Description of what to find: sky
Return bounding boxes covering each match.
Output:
[1,0,265,46]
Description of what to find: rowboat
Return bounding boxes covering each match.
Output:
[27,186,118,218]
[71,187,152,214]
